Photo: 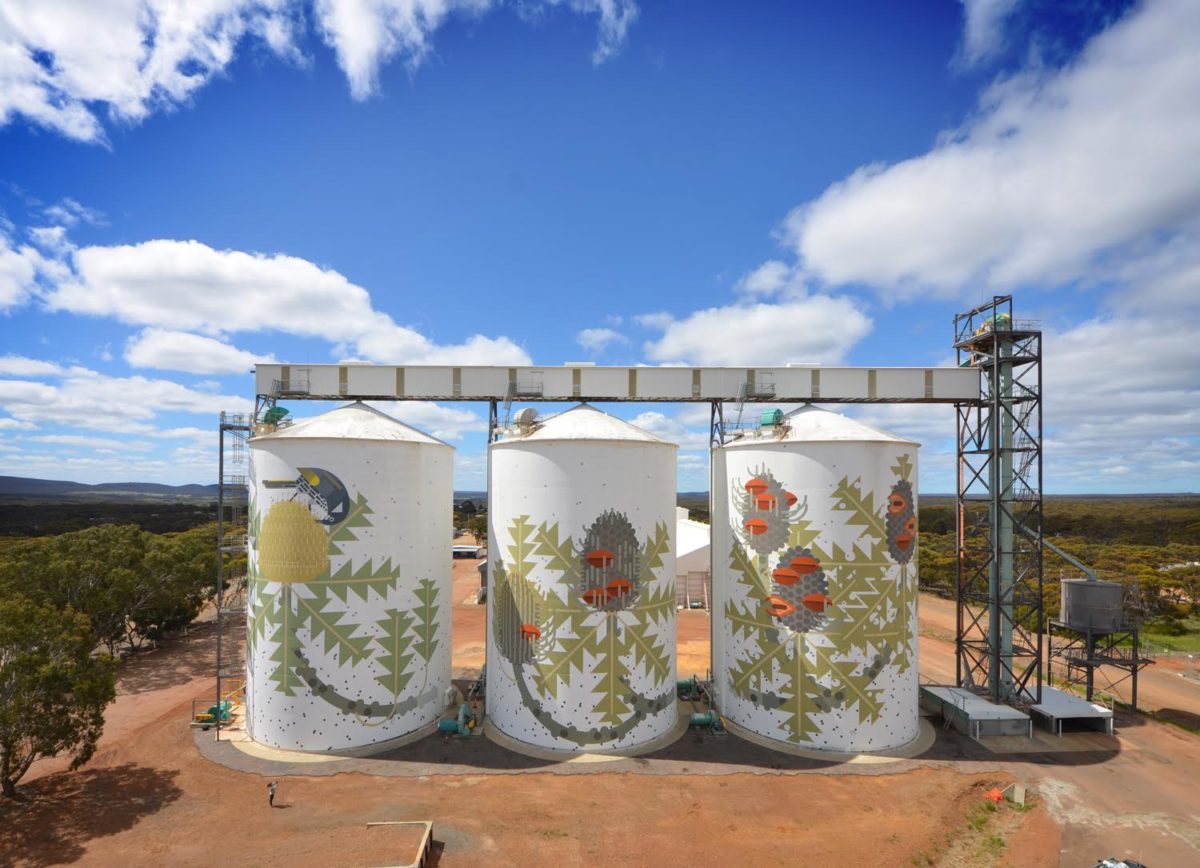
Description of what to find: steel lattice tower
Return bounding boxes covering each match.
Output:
[954,295,1044,705]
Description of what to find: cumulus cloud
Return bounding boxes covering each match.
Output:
[787,0,1200,296]
[45,238,530,365]
[642,297,872,366]
[0,0,638,142]
[575,326,628,353]
[125,328,272,374]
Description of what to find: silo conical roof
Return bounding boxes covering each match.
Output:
[251,401,451,446]
[726,405,918,447]
[495,403,675,447]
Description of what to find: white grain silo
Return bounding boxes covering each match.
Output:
[245,402,453,753]
[486,404,679,752]
[712,405,920,752]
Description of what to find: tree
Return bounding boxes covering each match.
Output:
[466,515,488,547]
[130,527,215,646]
[0,524,218,654]
[0,595,118,797]
[0,525,147,653]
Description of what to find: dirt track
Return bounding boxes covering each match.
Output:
[3,551,1199,866]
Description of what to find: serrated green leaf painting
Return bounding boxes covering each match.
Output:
[492,512,676,747]
[248,466,444,723]
[722,454,919,749]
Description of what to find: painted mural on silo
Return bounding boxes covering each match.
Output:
[712,406,919,752]
[245,402,453,753]
[487,404,679,752]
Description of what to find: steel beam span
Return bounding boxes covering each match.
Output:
[253,363,980,405]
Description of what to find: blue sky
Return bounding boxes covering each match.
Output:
[0,0,1196,493]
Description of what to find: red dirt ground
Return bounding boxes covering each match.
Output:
[5,548,1199,866]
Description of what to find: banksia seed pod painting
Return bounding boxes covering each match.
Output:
[490,511,676,747]
[722,453,918,749]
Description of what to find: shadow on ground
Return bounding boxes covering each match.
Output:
[202,711,1122,780]
[0,764,182,867]
[116,621,218,695]
[1148,706,1200,733]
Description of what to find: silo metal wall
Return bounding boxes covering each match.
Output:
[712,439,919,751]
[487,440,678,751]
[246,437,452,752]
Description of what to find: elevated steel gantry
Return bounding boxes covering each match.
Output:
[954,295,1044,706]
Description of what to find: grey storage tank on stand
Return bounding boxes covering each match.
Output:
[1060,580,1124,633]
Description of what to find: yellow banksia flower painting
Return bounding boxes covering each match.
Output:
[259,500,330,583]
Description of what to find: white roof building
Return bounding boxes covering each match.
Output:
[676,506,711,609]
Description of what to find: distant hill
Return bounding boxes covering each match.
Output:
[0,476,219,501]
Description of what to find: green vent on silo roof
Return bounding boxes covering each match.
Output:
[760,408,783,428]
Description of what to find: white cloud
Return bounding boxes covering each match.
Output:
[1038,312,1200,491]
[736,259,794,297]
[0,0,303,142]
[0,1,638,141]
[46,238,531,365]
[563,0,639,65]
[0,355,64,376]
[31,433,155,451]
[0,365,253,432]
[313,0,485,100]
[1104,228,1200,313]
[452,451,486,487]
[575,326,627,353]
[155,426,215,439]
[0,231,41,309]
[787,0,1200,297]
[1046,315,1199,428]
[43,197,106,227]
[634,311,673,330]
[364,399,485,441]
[956,0,1020,67]
[0,451,178,483]
[0,417,36,430]
[316,0,638,100]
[125,328,271,374]
[627,409,709,451]
[0,379,57,405]
[642,297,872,366]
